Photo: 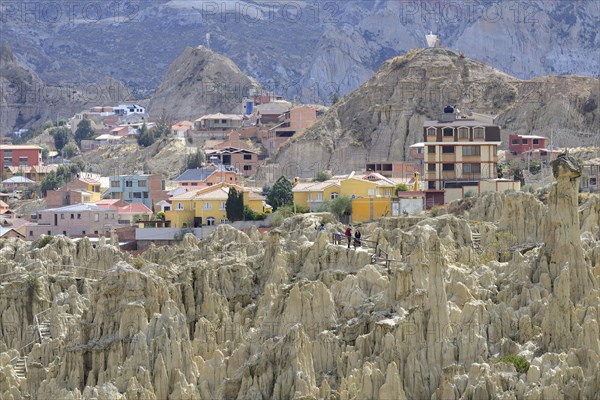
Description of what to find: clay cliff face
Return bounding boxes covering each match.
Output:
[1,1,598,103]
[0,42,131,135]
[148,46,260,121]
[1,180,599,398]
[273,47,599,177]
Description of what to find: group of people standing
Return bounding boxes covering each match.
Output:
[318,222,362,249]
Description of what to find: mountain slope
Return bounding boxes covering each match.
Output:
[1,0,598,102]
[148,46,259,121]
[273,47,599,177]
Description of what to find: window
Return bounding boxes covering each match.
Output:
[243,154,252,160]
[204,202,212,210]
[143,192,149,199]
[19,156,28,166]
[533,139,539,145]
[384,189,392,197]
[71,214,74,219]
[125,180,133,187]
[221,119,227,124]
[330,192,339,199]
[463,163,481,174]
[29,231,33,237]
[428,146,435,154]
[427,127,436,136]
[473,127,484,139]
[207,217,216,225]
[443,128,454,137]
[138,180,147,187]
[221,218,229,224]
[458,127,469,139]
[94,231,98,234]
[522,139,529,144]
[308,194,312,202]
[94,214,99,222]
[191,202,196,210]
[111,180,120,188]
[442,146,454,153]
[511,139,518,144]
[462,146,481,156]
[83,196,90,202]
[220,201,226,210]
[368,189,375,196]
[316,193,323,201]
[133,192,142,199]
[48,231,51,235]
[176,203,184,210]
[428,181,436,190]
[77,214,81,219]
[61,214,64,219]
[63,231,67,235]
[112,214,115,219]
[82,231,86,235]
[38,214,42,220]
[590,177,597,186]
[442,164,454,171]
[244,165,252,171]
[428,163,436,171]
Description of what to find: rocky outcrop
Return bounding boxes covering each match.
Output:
[1,187,599,399]
[149,46,259,121]
[273,47,599,177]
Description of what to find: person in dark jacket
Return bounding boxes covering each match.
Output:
[354,229,361,248]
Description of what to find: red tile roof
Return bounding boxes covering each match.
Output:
[118,203,153,214]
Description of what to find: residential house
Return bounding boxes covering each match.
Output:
[113,104,146,116]
[0,227,25,239]
[173,164,241,187]
[254,102,290,125]
[107,174,166,210]
[27,204,121,240]
[581,162,600,193]
[115,203,153,224]
[0,145,42,172]
[1,176,36,190]
[166,183,269,228]
[292,179,342,211]
[155,200,172,212]
[409,142,425,163]
[365,161,422,179]
[507,134,547,158]
[46,178,102,207]
[267,106,319,155]
[172,121,194,138]
[0,200,10,214]
[422,106,518,206]
[194,113,243,131]
[5,165,59,183]
[205,147,258,177]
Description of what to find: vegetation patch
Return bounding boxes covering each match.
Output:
[493,354,530,373]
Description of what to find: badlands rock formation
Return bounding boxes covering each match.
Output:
[1,175,599,398]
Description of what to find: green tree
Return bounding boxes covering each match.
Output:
[61,142,79,158]
[186,147,205,170]
[226,187,244,221]
[331,92,340,105]
[74,119,95,145]
[395,183,409,194]
[40,144,50,161]
[328,195,352,218]
[267,176,293,210]
[41,120,54,130]
[40,171,65,195]
[137,123,157,147]
[315,170,332,182]
[50,127,70,151]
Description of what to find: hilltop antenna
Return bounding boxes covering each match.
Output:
[206,33,211,50]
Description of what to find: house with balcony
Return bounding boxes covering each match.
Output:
[165,183,269,228]
[204,147,258,177]
[107,174,166,210]
[507,134,556,161]
[421,107,518,206]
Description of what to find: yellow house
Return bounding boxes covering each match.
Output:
[292,180,342,210]
[339,172,398,198]
[166,183,269,228]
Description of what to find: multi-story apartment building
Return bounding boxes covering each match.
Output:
[27,204,119,239]
[107,174,166,210]
[423,107,501,194]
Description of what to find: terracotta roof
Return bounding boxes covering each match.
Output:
[79,178,101,185]
[118,203,153,214]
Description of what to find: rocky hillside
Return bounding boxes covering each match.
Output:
[273,48,600,177]
[1,162,599,399]
[149,46,260,121]
[0,42,131,135]
[1,1,597,102]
